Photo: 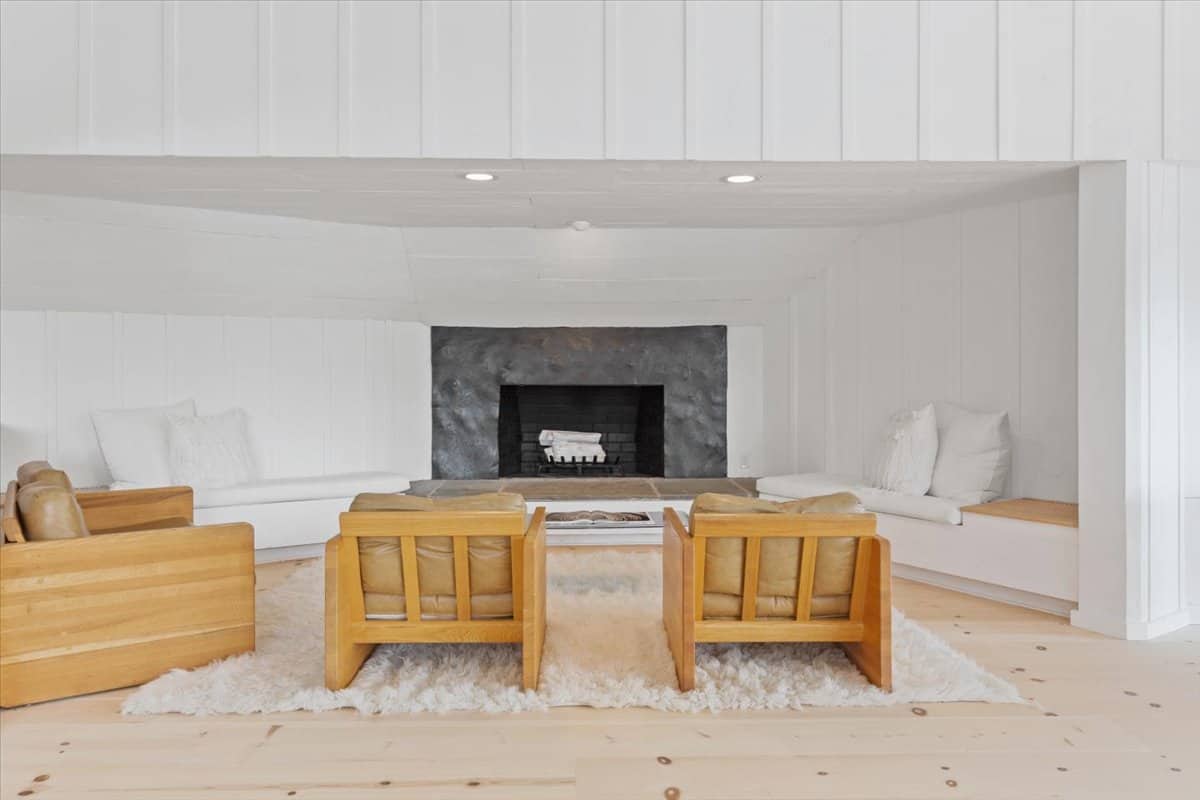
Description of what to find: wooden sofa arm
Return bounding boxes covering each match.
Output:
[521,507,547,690]
[0,521,255,707]
[77,486,194,531]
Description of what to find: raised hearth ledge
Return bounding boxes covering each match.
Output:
[407,477,757,501]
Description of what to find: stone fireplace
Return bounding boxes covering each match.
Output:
[430,326,726,479]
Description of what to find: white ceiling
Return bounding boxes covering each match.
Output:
[0,156,1077,229]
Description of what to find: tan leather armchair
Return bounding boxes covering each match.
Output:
[1,463,255,707]
[325,493,547,691]
[662,492,892,692]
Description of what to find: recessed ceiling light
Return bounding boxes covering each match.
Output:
[463,172,496,182]
[722,174,757,184]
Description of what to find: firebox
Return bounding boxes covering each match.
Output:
[498,384,665,477]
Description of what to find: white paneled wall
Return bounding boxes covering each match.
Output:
[3,0,1196,160]
[0,311,432,488]
[823,190,1078,503]
[1178,165,1200,617]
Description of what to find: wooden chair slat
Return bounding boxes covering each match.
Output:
[740,536,761,621]
[453,536,471,621]
[794,537,819,621]
[400,536,422,624]
[693,536,707,622]
[848,537,874,622]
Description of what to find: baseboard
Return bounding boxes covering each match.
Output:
[256,543,324,564]
[893,563,1077,618]
[1193,606,1200,626]
[1071,607,1195,640]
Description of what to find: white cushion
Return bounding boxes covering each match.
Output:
[167,408,258,489]
[92,399,196,487]
[192,471,410,509]
[929,403,1012,504]
[756,473,965,525]
[866,403,938,496]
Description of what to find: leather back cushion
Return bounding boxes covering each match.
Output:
[353,493,525,614]
[16,482,90,540]
[692,492,864,620]
[16,460,57,487]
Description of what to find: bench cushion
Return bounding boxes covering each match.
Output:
[353,493,524,620]
[691,491,862,621]
[192,472,410,509]
[756,473,966,525]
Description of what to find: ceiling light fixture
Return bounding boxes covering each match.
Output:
[463,172,496,182]
[722,174,758,184]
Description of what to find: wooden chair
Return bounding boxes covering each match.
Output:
[1,481,255,707]
[662,505,891,692]
[325,500,547,691]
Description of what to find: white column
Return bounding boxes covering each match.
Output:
[1074,161,1191,639]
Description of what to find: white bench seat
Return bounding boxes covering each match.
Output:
[193,472,409,509]
[757,473,966,525]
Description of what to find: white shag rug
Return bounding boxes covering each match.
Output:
[123,551,1021,715]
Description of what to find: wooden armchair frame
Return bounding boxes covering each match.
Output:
[325,507,547,691]
[0,485,255,707]
[662,507,891,692]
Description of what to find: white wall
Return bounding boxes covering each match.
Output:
[2,0,1196,161]
[1178,165,1200,619]
[0,310,432,488]
[821,189,1079,502]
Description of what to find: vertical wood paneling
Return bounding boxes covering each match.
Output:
[686,0,762,161]
[960,204,1021,491]
[225,316,274,477]
[765,0,841,161]
[345,0,422,156]
[174,0,259,155]
[901,213,961,409]
[606,0,685,160]
[516,0,604,158]
[1019,191,1078,502]
[0,311,49,482]
[118,314,168,408]
[825,250,860,477]
[1074,0,1164,160]
[855,224,907,475]
[365,320,395,472]
[1146,162,1181,618]
[842,0,919,160]
[422,0,511,157]
[0,0,79,153]
[55,313,117,487]
[393,322,432,479]
[267,0,339,155]
[921,0,997,160]
[1181,166,1200,501]
[1164,0,1200,161]
[166,315,232,413]
[270,318,327,477]
[89,0,165,154]
[998,0,1074,160]
[324,319,369,475]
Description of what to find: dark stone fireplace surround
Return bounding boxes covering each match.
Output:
[431,326,728,479]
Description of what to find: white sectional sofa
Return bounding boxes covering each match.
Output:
[194,471,410,561]
[757,473,1078,616]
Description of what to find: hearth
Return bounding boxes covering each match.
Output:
[498,384,665,477]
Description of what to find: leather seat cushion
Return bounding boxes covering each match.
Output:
[693,491,863,621]
[16,461,72,491]
[16,481,90,540]
[353,493,525,620]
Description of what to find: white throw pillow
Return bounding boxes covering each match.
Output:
[929,403,1012,503]
[92,399,196,487]
[866,403,939,496]
[166,408,259,489]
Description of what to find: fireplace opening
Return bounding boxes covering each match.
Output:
[498,385,665,477]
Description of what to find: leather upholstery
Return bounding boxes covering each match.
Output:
[690,491,864,620]
[352,492,525,619]
[16,481,90,541]
[16,461,62,488]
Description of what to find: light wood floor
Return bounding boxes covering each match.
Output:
[2,556,1197,799]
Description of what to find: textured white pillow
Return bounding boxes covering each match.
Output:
[929,403,1012,503]
[866,403,939,496]
[167,408,259,489]
[92,399,196,487]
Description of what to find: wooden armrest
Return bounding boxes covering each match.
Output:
[77,486,194,530]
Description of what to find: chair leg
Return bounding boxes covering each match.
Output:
[841,536,893,691]
[324,536,375,690]
[521,509,548,691]
[662,508,696,691]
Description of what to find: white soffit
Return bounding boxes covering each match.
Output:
[0,156,1077,229]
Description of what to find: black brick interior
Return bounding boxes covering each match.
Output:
[498,384,665,477]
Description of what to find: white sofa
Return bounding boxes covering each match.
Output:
[757,473,1078,616]
[193,471,410,561]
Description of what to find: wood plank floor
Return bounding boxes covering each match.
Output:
[1,557,1197,799]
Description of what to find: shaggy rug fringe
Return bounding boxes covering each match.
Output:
[123,551,1022,715]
